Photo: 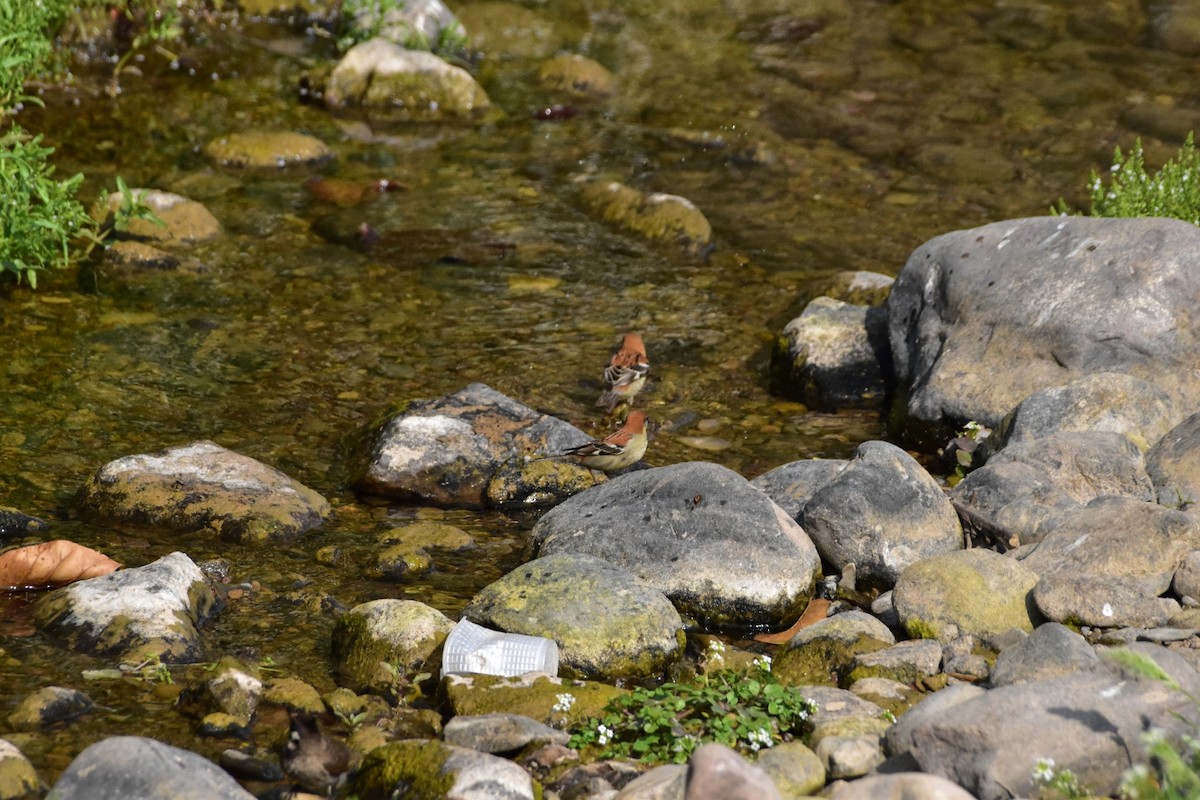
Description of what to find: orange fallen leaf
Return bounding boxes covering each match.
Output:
[753,598,831,644]
[0,540,121,590]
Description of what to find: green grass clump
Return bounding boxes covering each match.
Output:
[567,659,817,765]
[0,128,91,288]
[1058,132,1200,225]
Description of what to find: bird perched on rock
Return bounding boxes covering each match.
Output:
[280,711,353,798]
[559,410,649,473]
[596,332,650,411]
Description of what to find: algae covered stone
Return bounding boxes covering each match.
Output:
[331,599,454,693]
[76,440,331,544]
[203,131,331,168]
[893,548,1039,645]
[463,553,685,680]
[580,180,712,256]
[352,739,533,800]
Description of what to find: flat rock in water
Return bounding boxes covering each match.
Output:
[356,382,597,509]
[33,551,216,663]
[203,130,331,168]
[76,440,331,544]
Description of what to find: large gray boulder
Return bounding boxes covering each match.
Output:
[50,736,256,800]
[951,431,1155,546]
[887,216,1200,430]
[533,462,821,632]
[1016,496,1200,627]
[896,645,1200,800]
[799,441,962,588]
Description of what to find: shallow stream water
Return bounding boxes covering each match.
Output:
[2,0,1197,783]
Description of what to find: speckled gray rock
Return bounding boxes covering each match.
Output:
[750,458,848,520]
[76,440,331,544]
[800,440,962,588]
[952,431,1155,546]
[33,551,216,663]
[990,622,1098,686]
[1032,573,1181,628]
[888,216,1200,430]
[50,736,256,800]
[463,553,684,680]
[998,372,1177,452]
[884,682,986,757]
[893,548,1039,645]
[357,382,597,509]
[1016,495,1200,626]
[615,764,687,799]
[534,461,821,632]
[1147,411,1200,509]
[330,599,454,693]
[443,714,569,753]
[771,296,892,409]
[899,650,1200,800]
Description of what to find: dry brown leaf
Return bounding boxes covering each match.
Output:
[753,598,831,644]
[0,540,121,590]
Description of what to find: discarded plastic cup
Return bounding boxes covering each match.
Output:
[441,619,559,678]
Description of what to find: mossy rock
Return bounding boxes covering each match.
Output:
[353,740,456,800]
[441,673,625,728]
[773,634,890,687]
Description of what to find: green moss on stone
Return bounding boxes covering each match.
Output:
[903,617,939,640]
[773,634,889,688]
[352,740,455,800]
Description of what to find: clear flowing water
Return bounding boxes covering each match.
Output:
[1,0,1195,782]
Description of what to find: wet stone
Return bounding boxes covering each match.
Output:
[203,130,331,168]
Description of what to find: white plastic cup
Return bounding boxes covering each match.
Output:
[441,619,559,678]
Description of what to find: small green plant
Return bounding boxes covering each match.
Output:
[119,654,174,684]
[944,420,990,486]
[1056,132,1200,225]
[0,0,56,112]
[567,661,817,765]
[1106,648,1200,799]
[106,3,183,97]
[1032,757,1090,799]
[0,127,92,288]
